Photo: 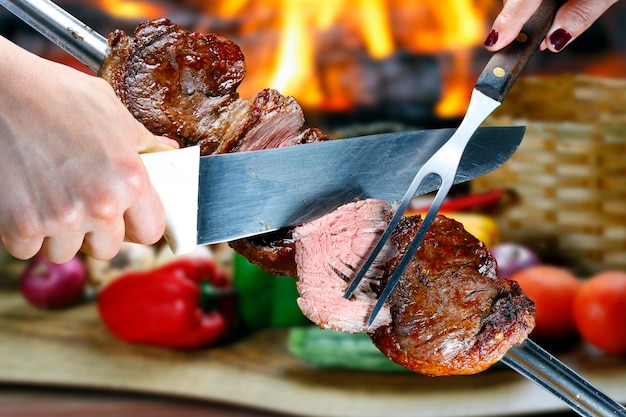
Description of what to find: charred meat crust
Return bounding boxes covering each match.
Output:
[369,215,535,376]
[291,200,534,375]
[229,230,298,278]
[100,18,245,151]
[99,18,329,156]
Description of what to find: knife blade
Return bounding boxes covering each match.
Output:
[140,126,524,253]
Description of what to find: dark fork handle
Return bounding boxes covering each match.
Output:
[475,0,565,102]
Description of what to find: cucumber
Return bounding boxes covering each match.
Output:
[287,326,409,373]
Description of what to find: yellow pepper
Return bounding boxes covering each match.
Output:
[406,211,500,249]
[441,212,500,248]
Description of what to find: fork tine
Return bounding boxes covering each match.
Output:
[366,176,453,328]
[342,164,436,300]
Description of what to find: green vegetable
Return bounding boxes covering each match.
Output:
[233,254,309,330]
[287,326,408,372]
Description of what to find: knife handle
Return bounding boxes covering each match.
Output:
[140,147,200,255]
[475,0,564,102]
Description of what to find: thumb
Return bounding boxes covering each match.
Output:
[136,126,180,154]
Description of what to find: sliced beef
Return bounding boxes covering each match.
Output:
[294,199,535,375]
[99,18,329,155]
[293,199,396,332]
[100,18,245,153]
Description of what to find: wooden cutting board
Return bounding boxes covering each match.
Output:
[0,276,625,417]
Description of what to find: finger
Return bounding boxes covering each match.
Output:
[545,0,619,52]
[141,135,181,153]
[39,234,86,264]
[81,221,126,260]
[0,234,43,260]
[484,0,543,51]
[135,125,180,154]
[123,180,167,246]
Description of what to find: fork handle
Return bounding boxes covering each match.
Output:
[475,0,565,102]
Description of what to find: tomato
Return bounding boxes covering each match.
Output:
[573,271,626,356]
[509,265,581,340]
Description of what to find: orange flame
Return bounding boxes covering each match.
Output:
[207,0,494,117]
[219,0,396,109]
[99,0,166,20]
[390,0,492,117]
[270,1,324,107]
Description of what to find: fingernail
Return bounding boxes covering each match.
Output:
[484,29,498,47]
[549,28,572,51]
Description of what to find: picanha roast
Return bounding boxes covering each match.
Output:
[99,18,536,376]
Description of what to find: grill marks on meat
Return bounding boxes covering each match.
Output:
[100,18,245,152]
[99,18,329,155]
[370,210,535,376]
[294,199,535,375]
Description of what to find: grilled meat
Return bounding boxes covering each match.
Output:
[230,230,298,278]
[100,19,535,376]
[371,203,534,375]
[294,199,534,375]
[99,18,329,155]
[294,199,396,332]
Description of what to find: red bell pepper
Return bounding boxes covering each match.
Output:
[97,256,235,349]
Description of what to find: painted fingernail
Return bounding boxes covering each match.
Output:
[549,28,572,51]
[484,29,498,47]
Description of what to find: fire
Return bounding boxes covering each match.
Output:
[270,1,324,107]
[390,0,492,117]
[98,0,166,20]
[209,1,495,117]
[211,0,394,109]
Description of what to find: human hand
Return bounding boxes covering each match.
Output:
[484,0,620,52]
[0,36,179,263]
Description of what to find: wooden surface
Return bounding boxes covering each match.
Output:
[0,386,279,417]
[1,275,625,417]
[0,386,592,417]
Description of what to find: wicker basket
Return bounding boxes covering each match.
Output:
[473,75,626,275]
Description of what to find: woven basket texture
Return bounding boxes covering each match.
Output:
[474,75,626,274]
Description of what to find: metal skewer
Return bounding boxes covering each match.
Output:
[504,339,626,417]
[0,0,107,72]
[2,1,625,416]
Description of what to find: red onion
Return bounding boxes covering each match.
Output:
[19,255,87,309]
[490,243,541,279]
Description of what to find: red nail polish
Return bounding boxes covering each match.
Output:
[549,28,572,51]
[484,29,498,47]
